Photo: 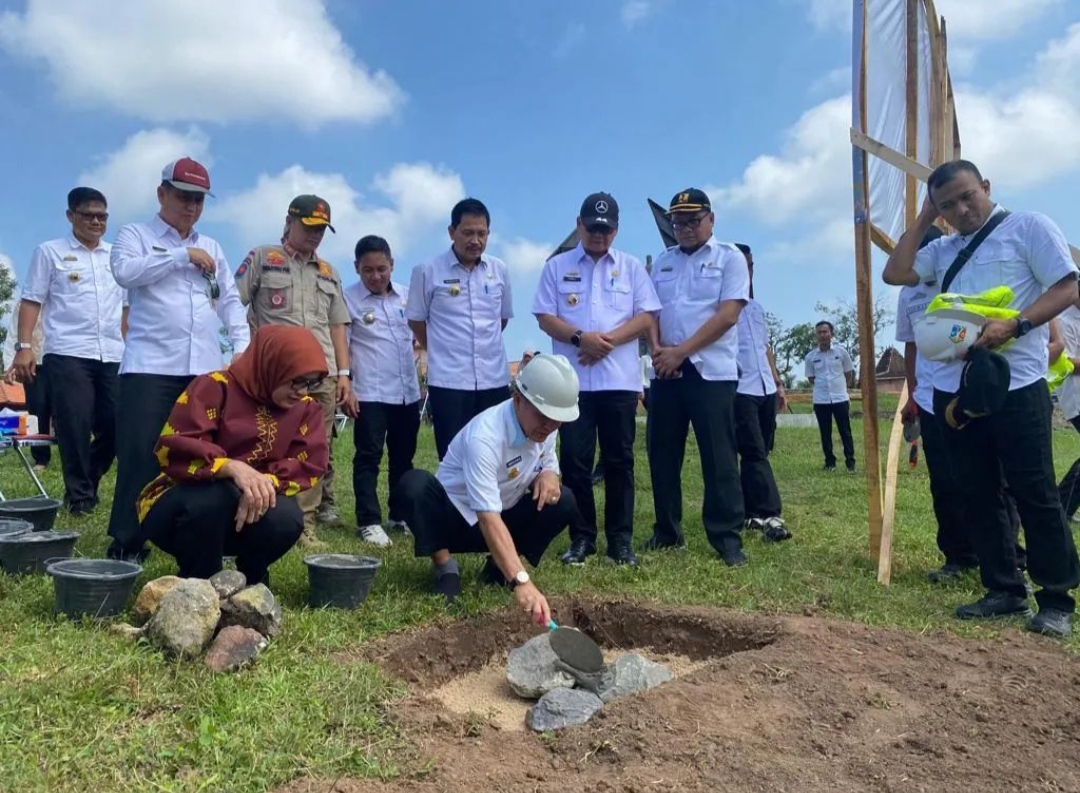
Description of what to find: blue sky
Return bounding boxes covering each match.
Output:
[1,0,1078,362]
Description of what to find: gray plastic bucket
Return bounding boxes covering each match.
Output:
[0,496,63,531]
[0,518,32,539]
[47,558,142,619]
[0,530,80,574]
[305,554,381,609]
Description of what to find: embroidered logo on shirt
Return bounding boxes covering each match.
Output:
[508,467,520,480]
[68,272,81,283]
[318,262,332,277]
[235,250,254,278]
[567,293,579,306]
[448,285,461,297]
[270,291,287,309]
[266,251,285,266]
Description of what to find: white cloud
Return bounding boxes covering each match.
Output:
[77,127,212,225]
[621,0,652,27]
[0,0,404,127]
[213,162,465,266]
[494,237,554,275]
[553,22,586,58]
[809,66,850,96]
[800,0,1065,40]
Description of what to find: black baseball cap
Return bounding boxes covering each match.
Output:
[666,188,711,214]
[288,194,335,233]
[579,192,619,229]
[944,347,1010,430]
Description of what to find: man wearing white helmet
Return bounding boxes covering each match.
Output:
[394,353,581,626]
[884,158,1080,639]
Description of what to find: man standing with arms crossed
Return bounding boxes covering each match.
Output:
[407,198,514,460]
[883,159,1080,637]
[533,192,660,567]
[107,158,249,561]
[234,195,351,547]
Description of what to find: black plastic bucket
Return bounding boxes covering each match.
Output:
[305,554,381,609]
[0,496,63,532]
[47,559,143,619]
[0,530,80,574]
[0,518,32,539]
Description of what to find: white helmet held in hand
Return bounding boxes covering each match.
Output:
[515,353,580,422]
[913,308,985,363]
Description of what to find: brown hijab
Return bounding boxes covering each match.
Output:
[228,326,328,403]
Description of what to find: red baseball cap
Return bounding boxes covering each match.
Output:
[161,157,212,194]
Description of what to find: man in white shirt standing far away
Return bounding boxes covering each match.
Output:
[883,158,1080,639]
[533,192,661,568]
[105,158,250,562]
[12,187,126,515]
[406,198,513,460]
[733,243,791,542]
[342,235,422,548]
[393,354,581,624]
[804,321,855,472]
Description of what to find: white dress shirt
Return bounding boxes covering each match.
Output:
[804,344,852,404]
[532,244,661,392]
[21,236,124,362]
[405,248,513,390]
[110,216,249,376]
[6,291,44,365]
[436,399,559,526]
[650,238,750,381]
[736,298,777,397]
[914,206,1078,392]
[1056,305,1080,421]
[344,280,421,405]
[895,283,941,414]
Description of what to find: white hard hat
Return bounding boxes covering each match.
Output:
[516,353,580,422]
[913,308,985,363]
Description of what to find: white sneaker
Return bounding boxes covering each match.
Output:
[358,524,392,547]
[388,520,412,536]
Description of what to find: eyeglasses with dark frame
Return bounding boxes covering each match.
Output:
[585,224,616,236]
[670,214,710,231]
[290,375,325,392]
[73,211,109,223]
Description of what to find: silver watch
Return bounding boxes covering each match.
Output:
[14,342,32,353]
[511,570,530,588]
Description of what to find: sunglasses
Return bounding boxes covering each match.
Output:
[290,375,325,392]
[202,271,220,300]
[671,214,709,231]
[171,189,206,205]
[73,211,109,223]
[585,224,616,236]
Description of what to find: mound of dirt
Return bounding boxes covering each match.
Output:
[280,598,1080,793]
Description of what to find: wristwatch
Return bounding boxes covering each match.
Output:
[1014,317,1033,338]
[510,570,530,588]
[570,330,583,348]
[14,341,32,353]
[337,368,351,378]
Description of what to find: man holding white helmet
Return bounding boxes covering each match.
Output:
[884,159,1080,639]
[394,353,581,626]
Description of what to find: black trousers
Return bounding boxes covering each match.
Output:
[23,363,51,466]
[352,400,421,527]
[428,385,509,460]
[143,480,303,584]
[734,392,782,519]
[646,366,744,555]
[395,469,575,566]
[107,373,193,557]
[559,390,638,549]
[1056,416,1080,518]
[934,383,1080,612]
[813,401,855,467]
[919,405,978,567]
[43,354,119,507]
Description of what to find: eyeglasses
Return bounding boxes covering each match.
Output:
[171,190,206,205]
[585,224,616,236]
[73,211,109,223]
[671,214,709,231]
[290,376,325,392]
[202,271,220,300]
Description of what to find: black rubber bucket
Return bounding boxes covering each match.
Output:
[0,518,32,539]
[0,530,80,574]
[0,496,63,532]
[47,559,142,619]
[305,554,381,609]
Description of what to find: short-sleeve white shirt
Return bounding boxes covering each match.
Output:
[1056,305,1080,421]
[804,344,853,404]
[736,298,777,397]
[344,280,420,405]
[895,283,941,414]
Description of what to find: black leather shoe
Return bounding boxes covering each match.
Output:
[560,541,596,566]
[721,549,748,567]
[606,544,639,567]
[433,571,461,604]
[1026,608,1072,638]
[641,534,686,552]
[926,563,977,584]
[955,591,1032,620]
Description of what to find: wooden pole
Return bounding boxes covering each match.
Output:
[878,381,909,585]
[905,0,920,228]
[852,0,884,562]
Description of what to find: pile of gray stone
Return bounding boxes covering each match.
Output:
[111,571,281,673]
[506,632,673,731]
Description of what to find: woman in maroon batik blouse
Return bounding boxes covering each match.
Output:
[138,326,329,584]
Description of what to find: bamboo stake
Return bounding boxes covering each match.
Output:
[905,0,920,228]
[878,381,909,585]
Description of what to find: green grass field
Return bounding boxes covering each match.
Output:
[2,417,1079,792]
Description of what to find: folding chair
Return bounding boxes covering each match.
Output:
[0,434,52,500]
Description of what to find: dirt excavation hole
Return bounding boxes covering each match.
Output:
[369,598,782,732]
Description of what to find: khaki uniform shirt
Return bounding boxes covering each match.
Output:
[234,244,350,372]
